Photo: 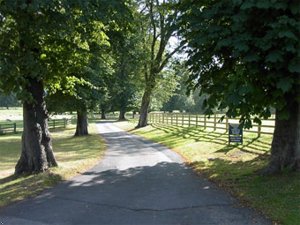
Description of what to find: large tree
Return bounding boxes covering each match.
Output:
[135,0,182,127]
[0,0,129,174]
[47,26,114,136]
[179,0,300,173]
[108,6,145,121]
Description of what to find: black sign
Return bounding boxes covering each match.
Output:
[228,123,243,144]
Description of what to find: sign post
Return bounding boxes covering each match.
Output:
[228,123,243,144]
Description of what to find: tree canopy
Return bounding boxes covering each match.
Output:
[178,0,300,173]
[0,0,131,174]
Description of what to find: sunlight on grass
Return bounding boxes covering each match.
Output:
[0,123,105,207]
[117,121,300,225]
[0,108,23,121]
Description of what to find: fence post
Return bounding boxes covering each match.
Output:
[258,124,261,137]
[204,116,207,129]
[53,120,56,129]
[182,114,184,126]
[214,114,217,131]
[225,117,229,132]
[162,113,164,123]
[196,114,198,127]
[171,114,173,125]
[14,123,17,133]
[188,114,191,127]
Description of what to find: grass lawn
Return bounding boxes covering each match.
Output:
[0,123,105,207]
[0,108,23,121]
[117,120,300,225]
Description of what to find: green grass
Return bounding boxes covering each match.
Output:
[0,123,106,207]
[117,121,300,225]
[0,108,23,121]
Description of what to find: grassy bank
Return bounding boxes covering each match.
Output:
[0,123,105,207]
[117,121,300,225]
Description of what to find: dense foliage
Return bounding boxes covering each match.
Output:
[179,0,300,173]
[179,0,300,127]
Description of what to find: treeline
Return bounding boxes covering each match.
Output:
[0,93,21,108]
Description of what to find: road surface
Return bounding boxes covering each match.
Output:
[0,122,272,225]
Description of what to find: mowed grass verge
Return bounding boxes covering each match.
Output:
[0,123,105,207]
[117,121,300,225]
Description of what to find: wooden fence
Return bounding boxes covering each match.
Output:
[48,118,70,129]
[148,113,275,136]
[0,122,17,134]
[0,119,70,135]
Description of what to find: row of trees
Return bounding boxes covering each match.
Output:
[0,0,182,174]
[0,0,133,173]
[0,0,299,175]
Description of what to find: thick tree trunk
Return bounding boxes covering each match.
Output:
[101,109,106,120]
[75,110,88,136]
[15,79,57,175]
[118,110,126,121]
[136,86,153,128]
[262,97,300,174]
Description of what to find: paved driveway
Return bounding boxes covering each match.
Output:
[0,122,272,225]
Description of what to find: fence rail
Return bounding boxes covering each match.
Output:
[148,113,275,136]
[0,122,17,135]
[48,118,70,129]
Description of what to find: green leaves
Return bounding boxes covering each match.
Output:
[256,0,272,9]
[178,0,300,124]
[266,51,283,63]
[288,60,300,73]
[276,77,293,93]
[0,0,132,108]
[278,30,297,40]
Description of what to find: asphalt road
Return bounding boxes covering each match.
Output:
[0,122,272,225]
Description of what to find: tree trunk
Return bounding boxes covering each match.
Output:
[262,97,300,174]
[75,110,88,136]
[294,96,300,171]
[136,86,153,128]
[101,108,106,120]
[118,109,126,121]
[15,79,57,175]
[132,111,136,119]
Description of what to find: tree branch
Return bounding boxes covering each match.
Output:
[149,0,157,63]
[159,42,184,72]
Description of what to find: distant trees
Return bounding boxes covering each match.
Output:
[107,3,145,121]
[0,93,20,108]
[161,62,206,113]
[151,63,182,111]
